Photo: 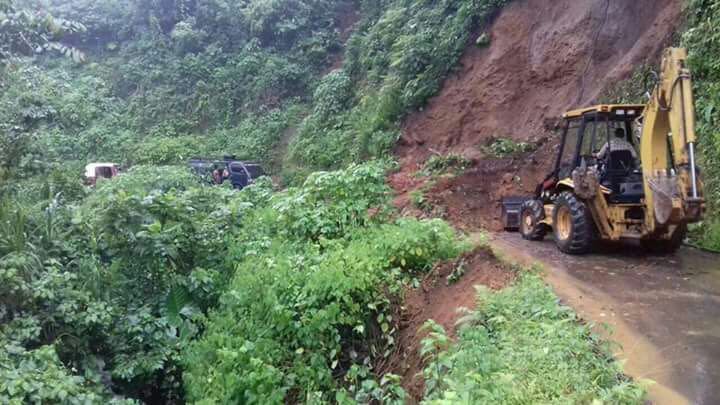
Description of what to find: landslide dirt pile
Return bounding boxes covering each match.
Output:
[392,0,682,230]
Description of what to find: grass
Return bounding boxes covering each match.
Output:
[420,272,646,404]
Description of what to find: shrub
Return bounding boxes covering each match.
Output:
[0,343,132,404]
[88,165,199,199]
[0,163,253,402]
[183,219,464,403]
[132,136,205,165]
[183,162,467,403]
[312,69,354,121]
[683,0,720,251]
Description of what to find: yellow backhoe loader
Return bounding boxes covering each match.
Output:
[505,48,705,254]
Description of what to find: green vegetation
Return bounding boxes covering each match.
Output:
[289,0,511,170]
[482,137,534,158]
[683,0,720,251]
[1,165,238,402]
[421,273,646,403]
[4,0,712,401]
[182,161,469,402]
[1,0,510,185]
[0,160,470,402]
[184,211,466,401]
[1,0,519,401]
[1,0,344,184]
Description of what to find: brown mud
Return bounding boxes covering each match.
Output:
[392,0,682,229]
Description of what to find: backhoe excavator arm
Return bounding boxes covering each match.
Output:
[640,48,704,232]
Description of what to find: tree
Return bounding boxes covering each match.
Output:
[0,0,86,63]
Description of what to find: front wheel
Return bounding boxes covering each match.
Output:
[553,192,594,254]
[520,199,547,241]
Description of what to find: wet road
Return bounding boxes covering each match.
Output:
[490,233,720,405]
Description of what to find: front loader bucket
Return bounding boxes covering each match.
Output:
[501,196,530,231]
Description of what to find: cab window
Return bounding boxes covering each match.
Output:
[579,118,597,157]
[558,119,582,178]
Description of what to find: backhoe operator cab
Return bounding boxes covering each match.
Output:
[553,105,645,204]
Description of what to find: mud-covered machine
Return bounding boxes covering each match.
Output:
[502,48,705,254]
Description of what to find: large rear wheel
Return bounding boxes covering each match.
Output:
[553,192,594,254]
[641,224,687,254]
[520,199,547,241]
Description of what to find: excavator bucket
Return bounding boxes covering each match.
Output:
[501,196,530,231]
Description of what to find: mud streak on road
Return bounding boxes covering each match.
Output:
[490,232,720,405]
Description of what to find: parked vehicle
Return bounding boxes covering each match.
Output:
[188,156,265,190]
[84,163,119,186]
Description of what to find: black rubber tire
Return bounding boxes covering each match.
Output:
[520,199,547,241]
[640,224,687,255]
[552,192,594,254]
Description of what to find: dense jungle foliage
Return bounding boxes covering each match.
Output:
[0,0,509,185]
[0,0,713,402]
[0,159,471,403]
[0,0,514,402]
[683,0,720,250]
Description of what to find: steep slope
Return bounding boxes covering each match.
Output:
[392,0,682,230]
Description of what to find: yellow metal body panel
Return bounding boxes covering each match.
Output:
[563,104,645,119]
[557,178,611,194]
[640,47,705,232]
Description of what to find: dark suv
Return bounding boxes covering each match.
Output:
[227,161,264,189]
[188,157,265,190]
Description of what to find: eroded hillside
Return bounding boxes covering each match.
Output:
[392,0,682,230]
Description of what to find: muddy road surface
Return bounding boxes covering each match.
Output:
[490,232,720,405]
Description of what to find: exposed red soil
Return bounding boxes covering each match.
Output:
[393,0,683,230]
[382,247,515,401]
[385,0,685,397]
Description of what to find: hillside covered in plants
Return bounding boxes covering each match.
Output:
[1,0,719,403]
